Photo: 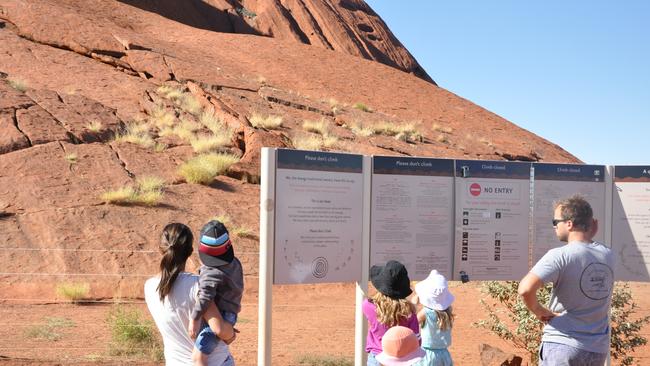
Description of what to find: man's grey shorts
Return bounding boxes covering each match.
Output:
[539,342,607,366]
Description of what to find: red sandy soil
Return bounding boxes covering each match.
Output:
[1,281,648,365]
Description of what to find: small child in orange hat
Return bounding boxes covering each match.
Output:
[375,326,425,366]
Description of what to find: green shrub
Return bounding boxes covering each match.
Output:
[55,282,90,303]
[610,283,650,365]
[106,306,163,361]
[178,153,240,184]
[475,281,650,365]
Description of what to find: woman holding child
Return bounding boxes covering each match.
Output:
[144,223,236,366]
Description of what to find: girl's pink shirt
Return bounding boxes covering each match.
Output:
[362,298,420,354]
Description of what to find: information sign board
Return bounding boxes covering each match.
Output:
[453,160,531,280]
[274,149,364,284]
[612,166,650,281]
[370,156,455,280]
[532,163,606,262]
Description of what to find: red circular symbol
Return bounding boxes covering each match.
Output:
[470,183,481,196]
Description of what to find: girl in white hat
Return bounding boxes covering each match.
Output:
[413,270,455,366]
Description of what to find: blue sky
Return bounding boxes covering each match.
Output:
[367,1,649,166]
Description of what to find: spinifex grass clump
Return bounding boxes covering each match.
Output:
[250,113,283,129]
[178,153,240,184]
[7,78,28,92]
[190,134,232,153]
[291,134,324,151]
[352,102,371,113]
[114,123,156,149]
[55,282,90,303]
[100,176,165,206]
[107,306,163,361]
[349,121,422,142]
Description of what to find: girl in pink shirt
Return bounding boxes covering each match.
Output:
[362,260,419,366]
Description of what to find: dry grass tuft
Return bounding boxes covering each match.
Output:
[479,137,494,147]
[135,176,165,193]
[322,135,339,148]
[150,107,176,129]
[352,102,371,113]
[114,123,155,149]
[209,214,255,239]
[7,78,28,92]
[349,121,422,143]
[86,120,103,132]
[100,176,165,206]
[64,152,78,164]
[56,282,90,303]
[156,85,202,116]
[180,94,202,116]
[190,134,232,153]
[231,226,254,238]
[250,113,283,130]
[178,153,240,185]
[302,119,330,136]
[349,123,375,137]
[436,134,449,144]
[433,123,453,134]
[292,134,323,151]
[199,111,224,133]
[328,98,343,114]
[211,214,232,226]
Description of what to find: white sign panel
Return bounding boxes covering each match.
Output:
[453,160,531,281]
[532,163,606,262]
[613,166,650,281]
[274,149,364,284]
[370,156,455,280]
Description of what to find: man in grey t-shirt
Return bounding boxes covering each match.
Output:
[518,195,614,365]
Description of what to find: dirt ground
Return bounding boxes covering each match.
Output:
[0,281,648,365]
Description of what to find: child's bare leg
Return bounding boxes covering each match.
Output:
[192,346,208,366]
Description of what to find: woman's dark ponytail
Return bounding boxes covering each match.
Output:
[157,223,193,301]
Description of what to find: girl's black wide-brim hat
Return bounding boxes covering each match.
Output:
[370,260,412,299]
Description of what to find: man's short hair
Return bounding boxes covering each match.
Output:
[554,194,593,232]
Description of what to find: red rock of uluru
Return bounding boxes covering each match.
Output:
[0,0,582,363]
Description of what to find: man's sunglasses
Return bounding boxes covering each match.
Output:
[552,218,571,227]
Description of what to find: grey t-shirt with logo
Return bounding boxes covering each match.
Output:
[531,241,615,354]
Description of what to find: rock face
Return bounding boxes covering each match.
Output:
[117,0,435,83]
[479,343,524,366]
[0,0,579,299]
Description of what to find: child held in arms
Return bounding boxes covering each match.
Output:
[189,220,244,366]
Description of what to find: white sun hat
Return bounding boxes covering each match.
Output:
[415,269,455,311]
